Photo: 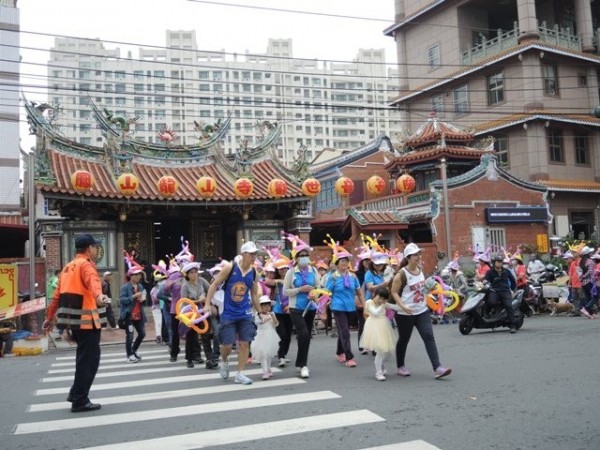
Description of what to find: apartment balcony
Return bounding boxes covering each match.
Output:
[461,23,519,66]
[360,189,430,211]
[592,28,600,52]
[537,21,581,51]
[461,22,581,66]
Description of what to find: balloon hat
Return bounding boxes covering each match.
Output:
[174,236,194,265]
[123,250,145,278]
[324,234,352,264]
[151,259,168,281]
[282,231,312,259]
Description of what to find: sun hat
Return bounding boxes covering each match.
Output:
[581,246,594,256]
[273,256,291,270]
[403,243,421,259]
[264,263,276,272]
[259,295,273,305]
[181,261,202,274]
[371,252,389,265]
[102,271,112,277]
[448,260,459,271]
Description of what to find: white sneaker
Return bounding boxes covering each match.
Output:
[277,357,286,367]
[128,355,138,363]
[300,366,310,378]
[375,372,386,381]
[234,372,253,385]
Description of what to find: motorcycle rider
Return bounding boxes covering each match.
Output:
[527,254,545,283]
[484,254,518,333]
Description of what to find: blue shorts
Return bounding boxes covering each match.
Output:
[219,318,256,345]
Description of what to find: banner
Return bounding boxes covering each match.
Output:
[0,297,46,321]
[0,264,18,309]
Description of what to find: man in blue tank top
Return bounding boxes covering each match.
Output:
[204,241,262,385]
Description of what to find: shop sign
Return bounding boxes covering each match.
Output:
[485,207,547,224]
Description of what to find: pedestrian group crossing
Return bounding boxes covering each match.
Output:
[13,347,443,449]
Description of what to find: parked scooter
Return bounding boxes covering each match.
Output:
[459,283,525,335]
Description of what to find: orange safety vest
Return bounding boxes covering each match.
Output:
[56,256,106,330]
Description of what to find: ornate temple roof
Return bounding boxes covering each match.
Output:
[403,116,474,148]
[25,100,308,205]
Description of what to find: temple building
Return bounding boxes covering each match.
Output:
[25,100,313,277]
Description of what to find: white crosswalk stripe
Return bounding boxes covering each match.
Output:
[15,347,444,449]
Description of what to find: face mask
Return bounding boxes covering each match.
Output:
[298,256,310,267]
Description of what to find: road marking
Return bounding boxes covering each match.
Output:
[48,359,176,373]
[359,441,442,450]
[73,409,384,449]
[51,353,238,366]
[43,363,273,382]
[16,391,339,434]
[35,367,279,396]
[28,377,305,412]
[54,348,167,360]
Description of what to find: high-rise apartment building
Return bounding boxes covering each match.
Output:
[46,31,401,164]
[0,0,21,210]
[385,0,600,240]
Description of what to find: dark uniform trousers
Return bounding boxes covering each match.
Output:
[69,327,101,407]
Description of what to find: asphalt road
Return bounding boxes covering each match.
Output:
[1,314,599,450]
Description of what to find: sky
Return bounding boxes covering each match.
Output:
[17,0,398,149]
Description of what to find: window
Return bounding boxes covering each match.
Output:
[315,178,341,211]
[453,85,469,115]
[575,133,590,165]
[430,94,443,116]
[153,70,165,79]
[547,128,564,163]
[495,133,509,167]
[134,83,144,92]
[543,64,559,96]
[115,71,125,80]
[133,70,144,79]
[428,44,440,69]
[487,72,504,105]
[115,83,126,93]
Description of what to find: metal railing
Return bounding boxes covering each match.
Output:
[359,189,430,211]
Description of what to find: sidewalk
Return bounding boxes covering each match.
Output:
[49,306,160,351]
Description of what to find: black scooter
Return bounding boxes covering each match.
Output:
[459,284,525,335]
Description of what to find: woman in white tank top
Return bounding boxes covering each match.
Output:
[391,243,452,380]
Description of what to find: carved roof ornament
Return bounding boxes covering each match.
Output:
[404,113,474,149]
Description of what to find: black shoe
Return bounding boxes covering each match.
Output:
[66,394,73,403]
[206,359,219,370]
[170,356,177,362]
[194,357,204,364]
[71,402,101,413]
[186,360,194,368]
[510,327,517,334]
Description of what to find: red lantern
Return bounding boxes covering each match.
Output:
[301,178,321,197]
[366,175,386,196]
[267,178,288,198]
[116,173,139,197]
[70,170,94,194]
[196,176,217,199]
[396,174,416,194]
[157,175,179,198]
[233,178,254,199]
[335,176,354,197]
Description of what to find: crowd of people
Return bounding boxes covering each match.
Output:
[38,229,600,413]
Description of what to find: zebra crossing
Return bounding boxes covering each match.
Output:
[13,347,443,449]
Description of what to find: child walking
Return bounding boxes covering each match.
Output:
[360,287,399,381]
[252,295,280,380]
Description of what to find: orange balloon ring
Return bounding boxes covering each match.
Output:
[175,297,210,334]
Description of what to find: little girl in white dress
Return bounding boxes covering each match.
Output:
[252,295,280,380]
[359,287,400,381]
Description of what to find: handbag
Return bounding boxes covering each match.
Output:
[117,312,130,329]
